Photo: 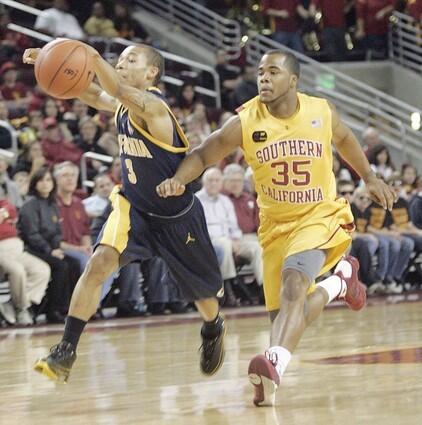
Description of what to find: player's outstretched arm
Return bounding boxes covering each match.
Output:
[156,115,242,197]
[85,45,166,119]
[329,102,396,210]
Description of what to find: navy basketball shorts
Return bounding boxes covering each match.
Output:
[96,192,223,301]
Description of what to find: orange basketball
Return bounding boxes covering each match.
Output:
[34,39,94,99]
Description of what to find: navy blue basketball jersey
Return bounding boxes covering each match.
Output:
[115,87,193,216]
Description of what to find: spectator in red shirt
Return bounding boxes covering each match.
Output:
[0,61,31,117]
[41,117,83,166]
[0,9,31,62]
[223,163,260,234]
[54,161,92,274]
[407,0,422,22]
[356,0,396,58]
[0,196,50,325]
[262,0,308,52]
[222,163,263,286]
[310,0,348,61]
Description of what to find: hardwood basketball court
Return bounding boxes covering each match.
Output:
[1,298,422,425]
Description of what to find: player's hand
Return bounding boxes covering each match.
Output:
[23,48,41,65]
[156,178,186,198]
[365,175,397,211]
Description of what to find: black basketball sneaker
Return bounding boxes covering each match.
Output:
[199,316,226,375]
[33,341,76,383]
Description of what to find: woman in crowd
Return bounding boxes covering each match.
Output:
[18,166,79,323]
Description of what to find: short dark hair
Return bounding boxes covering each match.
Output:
[264,49,300,78]
[28,166,56,202]
[139,44,165,85]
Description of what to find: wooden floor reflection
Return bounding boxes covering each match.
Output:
[1,300,422,425]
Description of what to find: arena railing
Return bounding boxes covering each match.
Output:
[80,152,113,190]
[134,0,241,59]
[246,34,422,165]
[389,11,422,75]
[1,0,221,107]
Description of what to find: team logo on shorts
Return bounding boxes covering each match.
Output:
[252,131,267,142]
[185,232,196,245]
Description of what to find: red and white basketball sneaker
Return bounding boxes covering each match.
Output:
[335,255,367,311]
[248,351,280,407]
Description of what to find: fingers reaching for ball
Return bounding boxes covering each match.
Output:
[23,48,41,65]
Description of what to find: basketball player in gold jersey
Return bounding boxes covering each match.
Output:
[157,50,396,406]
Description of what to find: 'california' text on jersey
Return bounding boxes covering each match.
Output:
[115,88,193,215]
[238,92,336,222]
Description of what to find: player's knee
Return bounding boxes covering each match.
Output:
[84,247,119,285]
[281,269,309,302]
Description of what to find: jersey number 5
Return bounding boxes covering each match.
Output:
[125,159,138,184]
[271,160,311,186]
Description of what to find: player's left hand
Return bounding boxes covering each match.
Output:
[156,178,186,198]
[365,175,397,210]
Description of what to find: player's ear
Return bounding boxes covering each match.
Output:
[290,74,298,88]
[147,66,159,85]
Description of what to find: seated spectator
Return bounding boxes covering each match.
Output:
[197,167,263,287]
[349,185,386,294]
[54,161,92,274]
[262,0,307,52]
[223,164,263,286]
[387,173,422,254]
[114,1,150,41]
[401,163,419,199]
[0,100,14,150]
[109,157,122,184]
[0,153,23,208]
[231,65,258,108]
[309,0,348,61]
[362,126,381,154]
[177,82,198,119]
[355,0,395,59]
[0,61,31,116]
[409,185,422,229]
[333,151,353,181]
[14,140,46,177]
[84,1,118,38]
[368,144,395,181]
[214,49,240,110]
[41,117,83,166]
[185,102,211,143]
[91,202,147,317]
[0,195,50,325]
[97,116,119,157]
[12,171,29,200]
[34,0,85,40]
[83,172,114,218]
[63,99,90,136]
[367,183,414,293]
[18,167,79,323]
[407,0,422,22]
[0,8,31,62]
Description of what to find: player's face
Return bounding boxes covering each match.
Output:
[116,47,154,89]
[257,55,296,104]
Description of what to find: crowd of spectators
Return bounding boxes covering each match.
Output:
[0,1,421,328]
[206,1,421,62]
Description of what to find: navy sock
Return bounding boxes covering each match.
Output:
[202,314,223,338]
[62,316,87,348]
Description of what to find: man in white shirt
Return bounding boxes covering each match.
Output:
[34,0,85,40]
[82,172,114,218]
[196,167,263,284]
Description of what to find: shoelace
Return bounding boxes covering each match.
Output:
[264,350,278,367]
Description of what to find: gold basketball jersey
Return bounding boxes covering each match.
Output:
[238,92,337,222]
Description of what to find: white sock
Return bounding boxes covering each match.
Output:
[317,258,352,303]
[268,346,291,378]
[317,275,346,304]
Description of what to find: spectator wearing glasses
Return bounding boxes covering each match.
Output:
[386,173,422,256]
[367,175,414,293]
[338,180,379,288]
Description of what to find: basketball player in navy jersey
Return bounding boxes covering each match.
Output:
[23,44,225,382]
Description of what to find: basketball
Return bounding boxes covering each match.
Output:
[34,39,94,99]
